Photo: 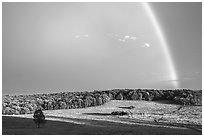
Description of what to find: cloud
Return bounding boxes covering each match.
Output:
[124,36,130,39]
[124,35,137,40]
[140,43,151,48]
[83,35,89,38]
[75,34,89,39]
[130,37,137,40]
[145,43,150,47]
[118,35,138,42]
[118,39,126,42]
[107,33,138,42]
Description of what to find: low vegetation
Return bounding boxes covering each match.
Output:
[2,89,202,115]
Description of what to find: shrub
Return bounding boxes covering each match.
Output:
[78,99,83,108]
[130,92,139,100]
[3,107,14,115]
[138,92,143,100]
[116,92,124,100]
[108,93,114,100]
[111,111,129,116]
[143,92,150,101]
[101,93,110,103]
[59,101,67,109]
[96,96,103,106]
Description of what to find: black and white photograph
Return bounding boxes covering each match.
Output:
[2,1,202,135]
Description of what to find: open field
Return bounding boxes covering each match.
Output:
[2,100,202,135]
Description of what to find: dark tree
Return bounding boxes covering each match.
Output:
[33,108,46,128]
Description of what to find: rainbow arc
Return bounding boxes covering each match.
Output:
[143,3,178,88]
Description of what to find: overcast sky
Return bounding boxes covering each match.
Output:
[2,2,202,95]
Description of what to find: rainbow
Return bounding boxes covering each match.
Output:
[143,3,178,88]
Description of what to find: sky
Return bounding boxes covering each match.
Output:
[2,2,202,95]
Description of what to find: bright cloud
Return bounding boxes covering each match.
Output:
[140,43,151,48]
[107,33,138,42]
[124,36,130,39]
[145,43,150,47]
[106,33,139,43]
[118,35,138,42]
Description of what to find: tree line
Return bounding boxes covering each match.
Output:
[2,89,202,115]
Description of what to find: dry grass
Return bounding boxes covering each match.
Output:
[42,100,201,126]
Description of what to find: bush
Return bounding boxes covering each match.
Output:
[3,107,14,115]
[101,93,110,103]
[138,92,143,100]
[111,111,129,116]
[130,92,139,100]
[143,92,150,101]
[152,90,164,100]
[116,93,124,100]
